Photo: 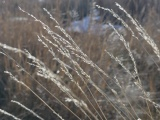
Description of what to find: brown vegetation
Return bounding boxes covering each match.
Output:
[0,0,160,120]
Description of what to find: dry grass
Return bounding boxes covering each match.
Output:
[0,0,160,120]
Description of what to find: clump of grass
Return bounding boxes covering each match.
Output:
[0,2,160,120]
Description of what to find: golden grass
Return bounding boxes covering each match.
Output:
[0,1,160,120]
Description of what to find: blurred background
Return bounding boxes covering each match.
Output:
[0,0,160,119]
